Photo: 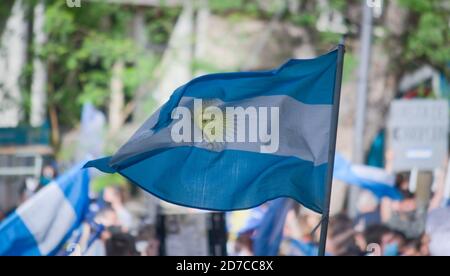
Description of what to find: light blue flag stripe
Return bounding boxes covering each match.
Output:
[85,49,339,213]
[0,217,41,256]
[0,164,90,256]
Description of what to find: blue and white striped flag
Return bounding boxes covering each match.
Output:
[0,164,90,256]
[85,49,340,213]
[333,154,402,200]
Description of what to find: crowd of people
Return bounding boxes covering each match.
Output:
[61,185,160,256]
[0,169,161,256]
[1,161,450,256]
[231,170,449,256]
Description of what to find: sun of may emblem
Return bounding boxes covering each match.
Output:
[193,100,234,151]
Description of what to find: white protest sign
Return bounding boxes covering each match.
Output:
[388,100,449,171]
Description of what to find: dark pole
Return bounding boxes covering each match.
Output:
[318,43,345,256]
[208,212,228,256]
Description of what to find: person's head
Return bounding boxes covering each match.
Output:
[95,206,118,228]
[357,191,379,214]
[103,186,125,206]
[401,239,421,256]
[105,233,139,256]
[235,233,253,256]
[40,165,57,186]
[137,225,160,256]
[420,234,430,256]
[42,165,57,179]
[381,230,406,256]
[364,225,406,256]
[296,214,315,242]
[363,225,390,255]
[395,172,414,199]
[326,214,361,256]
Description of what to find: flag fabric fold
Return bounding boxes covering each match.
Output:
[0,164,90,256]
[85,49,340,213]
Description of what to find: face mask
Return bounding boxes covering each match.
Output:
[384,242,399,256]
[40,176,52,186]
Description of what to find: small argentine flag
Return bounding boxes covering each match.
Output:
[0,164,90,256]
[85,48,343,213]
[333,154,402,200]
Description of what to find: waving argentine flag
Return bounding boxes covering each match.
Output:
[85,48,341,213]
[0,164,90,256]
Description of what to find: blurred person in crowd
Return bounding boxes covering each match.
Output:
[22,178,40,202]
[421,161,450,256]
[40,164,57,187]
[234,232,254,256]
[326,214,362,256]
[95,205,119,227]
[354,191,381,232]
[280,210,321,256]
[420,234,430,256]
[105,233,139,256]
[425,207,450,256]
[4,181,36,217]
[363,225,389,251]
[136,224,160,256]
[296,212,319,243]
[401,239,422,256]
[67,205,120,256]
[382,230,407,256]
[363,225,408,256]
[381,173,426,239]
[103,185,134,231]
[283,207,319,243]
[94,205,121,241]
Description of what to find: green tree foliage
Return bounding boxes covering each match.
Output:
[0,0,14,34]
[397,0,450,76]
[2,0,448,129]
[36,1,178,127]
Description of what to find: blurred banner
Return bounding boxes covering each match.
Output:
[388,100,449,172]
[0,164,90,256]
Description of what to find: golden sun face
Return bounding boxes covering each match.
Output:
[193,101,236,151]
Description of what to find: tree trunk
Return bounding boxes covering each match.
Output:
[30,1,48,127]
[0,0,28,127]
[109,60,125,134]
